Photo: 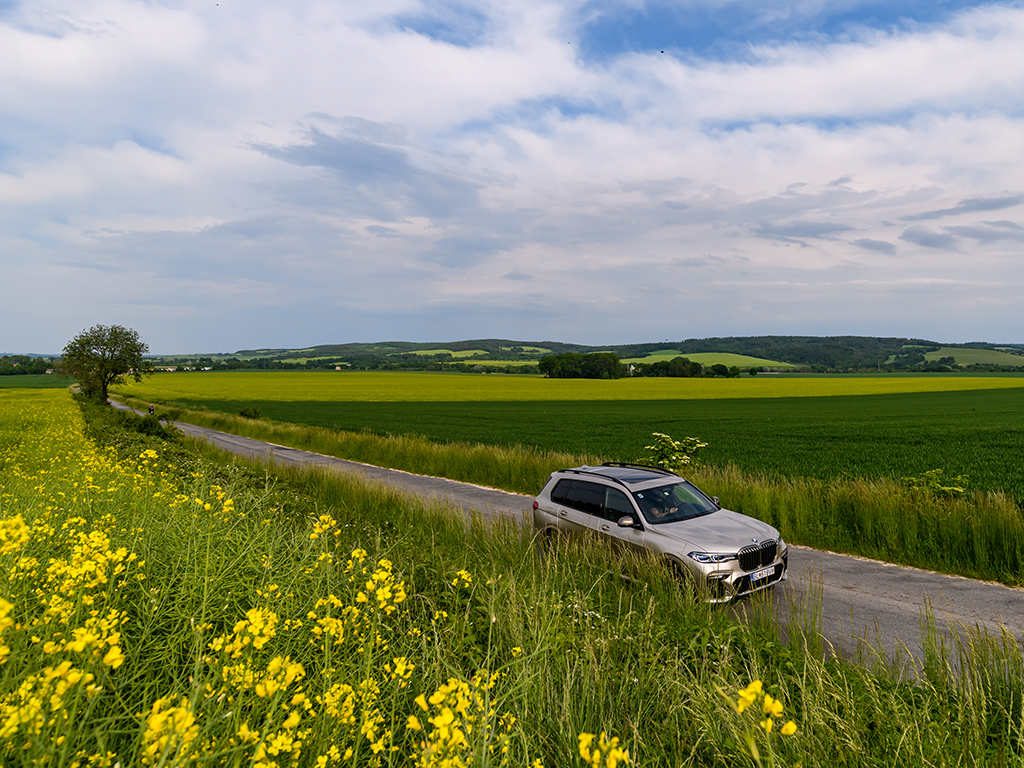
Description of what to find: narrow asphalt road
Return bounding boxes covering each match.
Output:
[115,402,1024,668]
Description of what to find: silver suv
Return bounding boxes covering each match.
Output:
[532,463,788,602]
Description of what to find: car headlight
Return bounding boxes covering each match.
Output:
[687,551,737,564]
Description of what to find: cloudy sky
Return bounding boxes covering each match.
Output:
[3,0,1024,353]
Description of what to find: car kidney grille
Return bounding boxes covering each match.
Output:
[738,540,777,571]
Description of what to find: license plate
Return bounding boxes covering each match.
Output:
[751,566,774,582]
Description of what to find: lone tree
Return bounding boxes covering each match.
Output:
[60,324,153,401]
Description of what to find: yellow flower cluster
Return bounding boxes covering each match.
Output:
[355,555,408,616]
[309,513,339,540]
[209,606,280,658]
[141,696,199,765]
[407,670,517,768]
[736,681,797,735]
[0,660,102,741]
[0,394,153,755]
[578,731,631,768]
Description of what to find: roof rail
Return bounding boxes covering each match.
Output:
[556,462,680,490]
[601,462,679,477]
[560,467,632,490]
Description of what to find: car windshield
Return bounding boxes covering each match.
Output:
[632,481,717,524]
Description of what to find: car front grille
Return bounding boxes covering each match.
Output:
[738,540,777,571]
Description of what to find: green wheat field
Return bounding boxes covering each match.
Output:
[118,371,1024,503]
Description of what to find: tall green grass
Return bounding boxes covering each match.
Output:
[691,465,1024,587]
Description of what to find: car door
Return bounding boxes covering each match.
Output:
[589,487,646,554]
[550,479,601,535]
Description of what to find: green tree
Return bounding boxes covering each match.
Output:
[60,324,153,401]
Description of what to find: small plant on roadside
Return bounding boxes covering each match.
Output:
[578,731,631,768]
[902,469,969,498]
[638,432,708,473]
[238,406,262,419]
[719,680,798,767]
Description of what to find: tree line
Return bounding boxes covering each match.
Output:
[537,352,742,379]
[0,355,59,376]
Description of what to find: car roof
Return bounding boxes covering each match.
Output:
[556,463,680,487]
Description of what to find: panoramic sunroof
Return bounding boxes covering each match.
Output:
[593,466,669,484]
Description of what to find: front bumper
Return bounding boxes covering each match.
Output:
[689,548,789,603]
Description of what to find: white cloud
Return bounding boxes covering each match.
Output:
[3,0,1024,351]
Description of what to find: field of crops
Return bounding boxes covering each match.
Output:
[923,347,1024,366]
[118,371,1024,502]
[119,370,1024,402]
[0,374,72,389]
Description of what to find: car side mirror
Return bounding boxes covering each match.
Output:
[711,496,721,508]
[617,515,640,529]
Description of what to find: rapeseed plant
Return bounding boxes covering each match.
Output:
[578,731,631,768]
[723,680,798,767]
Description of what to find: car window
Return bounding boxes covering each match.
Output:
[550,478,573,506]
[602,488,635,522]
[566,481,604,515]
[632,481,717,524]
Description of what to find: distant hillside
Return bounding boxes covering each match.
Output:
[150,336,1024,373]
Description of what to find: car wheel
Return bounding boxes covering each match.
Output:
[667,559,700,600]
[535,528,556,561]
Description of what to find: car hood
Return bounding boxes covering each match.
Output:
[650,509,779,551]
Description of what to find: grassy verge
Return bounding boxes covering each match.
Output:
[3,389,1024,765]
[122,397,1024,588]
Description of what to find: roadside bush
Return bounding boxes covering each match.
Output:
[639,431,708,472]
[902,468,969,498]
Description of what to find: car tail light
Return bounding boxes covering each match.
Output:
[533,501,539,510]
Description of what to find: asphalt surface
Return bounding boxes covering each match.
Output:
[115,402,1024,669]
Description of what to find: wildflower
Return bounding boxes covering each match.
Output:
[409,671,519,768]
[579,731,630,768]
[579,732,595,759]
[388,656,414,685]
[736,680,763,713]
[726,680,798,754]
[102,645,125,669]
[141,696,199,765]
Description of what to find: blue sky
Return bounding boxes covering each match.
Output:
[2,0,1023,353]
